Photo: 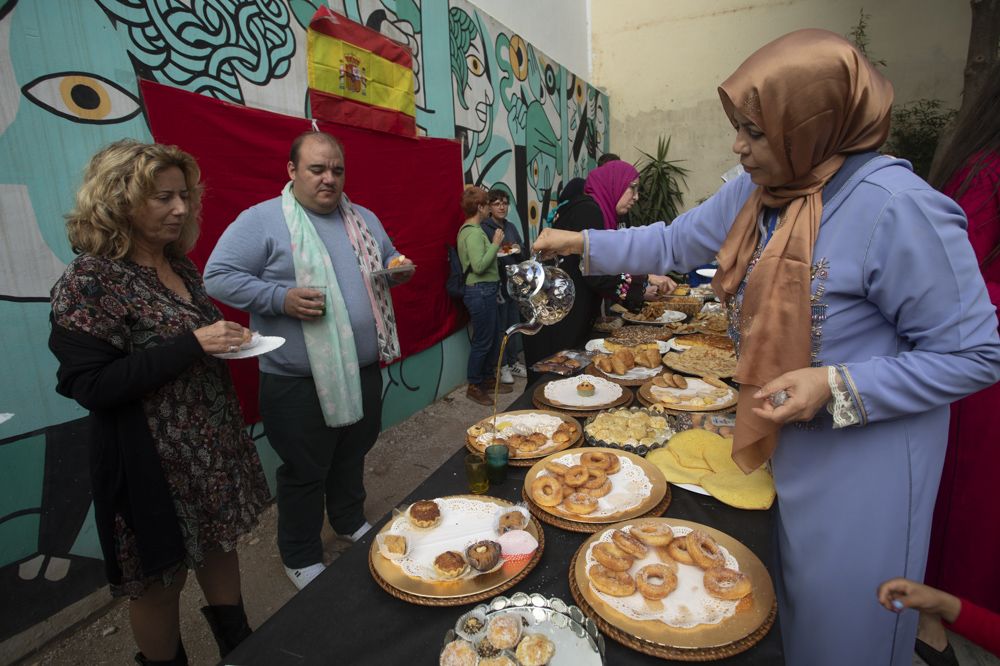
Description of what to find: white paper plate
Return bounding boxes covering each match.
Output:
[696,268,717,279]
[585,338,672,354]
[213,335,286,360]
[370,264,416,277]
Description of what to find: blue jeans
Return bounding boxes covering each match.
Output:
[497,295,522,365]
[464,282,500,384]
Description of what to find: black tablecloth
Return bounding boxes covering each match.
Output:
[227,381,784,665]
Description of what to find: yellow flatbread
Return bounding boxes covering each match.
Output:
[666,430,715,470]
[701,435,741,474]
[646,448,709,486]
[700,468,776,510]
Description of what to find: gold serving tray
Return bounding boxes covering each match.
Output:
[637,379,739,413]
[572,518,775,650]
[465,409,582,466]
[369,495,544,603]
[523,448,667,524]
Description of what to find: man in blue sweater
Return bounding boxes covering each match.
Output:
[205,131,413,590]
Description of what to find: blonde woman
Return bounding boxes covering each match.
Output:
[49,140,269,665]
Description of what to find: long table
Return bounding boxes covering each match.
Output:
[226,380,784,665]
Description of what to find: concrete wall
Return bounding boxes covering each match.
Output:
[591,0,971,207]
[472,0,592,78]
[0,0,607,653]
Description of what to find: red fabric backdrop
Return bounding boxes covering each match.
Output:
[140,80,466,422]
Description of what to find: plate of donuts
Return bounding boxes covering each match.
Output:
[570,518,775,655]
[523,448,667,524]
[369,495,544,605]
[466,410,582,465]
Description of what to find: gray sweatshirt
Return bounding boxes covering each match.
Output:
[204,196,399,375]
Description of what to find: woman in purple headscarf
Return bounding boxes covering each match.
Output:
[523,161,673,376]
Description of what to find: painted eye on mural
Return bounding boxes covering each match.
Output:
[532,161,539,180]
[529,200,539,225]
[574,81,584,104]
[509,34,529,81]
[543,64,557,96]
[466,55,486,77]
[21,72,141,124]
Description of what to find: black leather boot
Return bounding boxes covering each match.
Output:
[200,598,253,658]
[134,639,188,665]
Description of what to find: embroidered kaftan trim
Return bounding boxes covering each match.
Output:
[827,364,861,428]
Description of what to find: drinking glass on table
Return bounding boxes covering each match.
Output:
[465,454,489,494]
[485,444,509,484]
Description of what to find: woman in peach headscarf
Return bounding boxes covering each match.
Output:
[534,29,1000,665]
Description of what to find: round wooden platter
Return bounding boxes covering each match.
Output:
[568,518,776,660]
[532,381,634,418]
[637,378,738,413]
[464,409,583,467]
[519,448,669,532]
[368,495,545,606]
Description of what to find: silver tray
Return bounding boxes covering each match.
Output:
[583,406,691,457]
[441,592,605,665]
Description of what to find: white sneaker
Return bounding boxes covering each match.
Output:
[509,362,527,378]
[284,562,326,591]
[346,521,373,543]
[500,366,514,384]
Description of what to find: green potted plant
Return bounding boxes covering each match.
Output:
[626,136,690,227]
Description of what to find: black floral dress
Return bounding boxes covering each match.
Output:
[50,254,269,598]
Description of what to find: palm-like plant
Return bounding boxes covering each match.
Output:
[626,136,689,227]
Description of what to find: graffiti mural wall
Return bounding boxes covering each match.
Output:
[0,0,608,641]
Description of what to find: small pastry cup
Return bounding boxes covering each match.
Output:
[375,532,407,561]
[455,608,488,642]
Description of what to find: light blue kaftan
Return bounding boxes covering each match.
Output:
[584,156,1000,665]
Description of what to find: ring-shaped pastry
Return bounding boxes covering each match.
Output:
[563,465,590,487]
[588,564,636,597]
[530,476,564,507]
[583,469,607,489]
[581,451,612,470]
[666,534,696,565]
[703,566,753,600]
[687,530,726,569]
[544,462,570,476]
[584,479,612,498]
[563,492,598,515]
[631,521,674,547]
[611,529,649,558]
[636,563,679,600]
[604,452,621,475]
[592,542,633,571]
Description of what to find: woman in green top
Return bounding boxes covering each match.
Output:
[457,185,510,405]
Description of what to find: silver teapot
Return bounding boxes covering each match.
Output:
[504,253,575,336]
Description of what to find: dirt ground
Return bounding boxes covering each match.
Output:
[14,380,525,666]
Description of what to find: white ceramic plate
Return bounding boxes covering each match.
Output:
[696,268,717,279]
[622,310,687,325]
[585,338,672,354]
[213,335,286,360]
[673,482,711,496]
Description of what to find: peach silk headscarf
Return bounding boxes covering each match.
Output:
[711,29,893,472]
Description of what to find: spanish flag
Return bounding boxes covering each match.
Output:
[307,7,416,137]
